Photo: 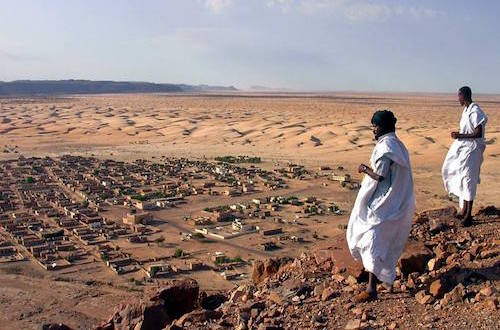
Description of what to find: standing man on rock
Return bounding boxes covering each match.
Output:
[442,86,488,227]
[347,110,415,302]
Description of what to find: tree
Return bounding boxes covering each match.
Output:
[174,248,184,258]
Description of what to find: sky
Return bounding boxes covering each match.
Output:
[1,0,499,93]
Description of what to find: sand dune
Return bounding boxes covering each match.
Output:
[0,93,498,208]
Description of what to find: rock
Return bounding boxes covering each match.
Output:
[429,218,446,233]
[346,275,358,286]
[321,287,337,301]
[152,278,199,319]
[230,285,248,303]
[415,290,433,305]
[251,308,260,318]
[429,279,446,298]
[42,324,73,330]
[427,258,438,271]
[200,293,227,310]
[388,322,398,329]
[480,286,496,297]
[399,241,433,276]
[252,257,291,284]
[479,249,499,259]
[345,319,362,330]
[485,297,498,311]
[314,250,332,265]
[441,284,465,306]
[268,291,284,305]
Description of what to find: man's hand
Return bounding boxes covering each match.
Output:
[358,164,368,173]
[451,132,459,139]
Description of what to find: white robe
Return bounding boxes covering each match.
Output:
[347,133,415,284]
[442,103,488,207]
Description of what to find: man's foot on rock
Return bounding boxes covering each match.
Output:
[353,290,377,303]
[461,217,472,227]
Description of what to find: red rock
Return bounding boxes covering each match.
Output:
[42,324,73,330]
[429,279,445,298]
[321,287,337,301]
[252,257,292,284]
[399,241,433,276]
[415,290,433,305]
[345,319,362,330]
[268,291,284,305]
[175,309,223,326]
[480,286,496,297]
[314,249,332,265]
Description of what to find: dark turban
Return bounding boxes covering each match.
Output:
[371,110,397,133]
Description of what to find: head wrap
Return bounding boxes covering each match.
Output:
[459,86,472,102]
[371,110,397,133]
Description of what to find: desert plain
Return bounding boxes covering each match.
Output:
[0,92,498,329]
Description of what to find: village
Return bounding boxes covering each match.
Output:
[0,154,359,289]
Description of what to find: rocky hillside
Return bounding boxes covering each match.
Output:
[44,206,499,330]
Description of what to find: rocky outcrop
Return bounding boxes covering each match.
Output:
[96,278,199,330]
[251,257,292,284]
[95,206,499,329]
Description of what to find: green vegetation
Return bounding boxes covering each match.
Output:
[25,176,34,184]
[81,200,89,207]
[174,248,184,258]
[93,169,99,175]
[215,155,261,164]
[3,149,9,153]
[131,191,168,201]
[204,204,230,213]
[214,255,243,265]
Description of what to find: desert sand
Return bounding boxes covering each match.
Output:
[1,92,498,208]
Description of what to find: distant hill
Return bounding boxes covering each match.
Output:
[0,80,237,96]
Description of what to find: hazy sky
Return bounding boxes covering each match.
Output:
[1,0,499,92]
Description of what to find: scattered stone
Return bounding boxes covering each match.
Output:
[429,279,446,298]
[415,290,433,305]
[321,287,337,301]
[345,319,362,330]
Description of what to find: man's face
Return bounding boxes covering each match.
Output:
[372,124,380,139]
[458,91,466,106]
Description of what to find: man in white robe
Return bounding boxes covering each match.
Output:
[347,110,415,302]
[442,86,488,227]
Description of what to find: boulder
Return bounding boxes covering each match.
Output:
[199,292,227,310]
[42,324,73,330]
[99,278,200,330]
[252,257,291,284]
[399,241,433,276]
[174,309,223,327]
[429,279,445,298]
[152,278,199,318]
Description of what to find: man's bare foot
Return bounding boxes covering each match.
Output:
[461,216,472,227]
[354,290,377,303]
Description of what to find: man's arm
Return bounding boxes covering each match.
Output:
[451,125,482,139]
[358,164,384,181]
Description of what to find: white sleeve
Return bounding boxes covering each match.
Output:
[469,108,487,129]
[373,156,392,178]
